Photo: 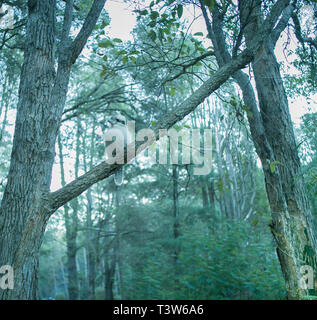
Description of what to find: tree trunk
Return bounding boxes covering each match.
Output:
[0,1,57,299]
[86,188,96,300]
[201,177,209,209]
[200,0,317,298]
[84,123,97,300]
[254,47,317,298]
[172,165,180,263]
[0,0,107,299]
[65,231,79,299]
[207,179,216,216]
[59,258,69,299]
[239,0,317,298]
[58,133,79,300]
[104,254,115,300]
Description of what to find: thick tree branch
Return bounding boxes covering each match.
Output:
[48,45,255,212]
[60,0,73,48]
[68,0,106,64]
[270,3,294,47]
[48,0,290,213]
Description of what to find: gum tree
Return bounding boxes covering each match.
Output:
[199,0,317,298]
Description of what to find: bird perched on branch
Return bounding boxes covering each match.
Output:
[104,112,130,186]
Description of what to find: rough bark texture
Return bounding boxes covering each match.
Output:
[0,1,57,300]
[0,0,107,300]
[200,0,317,298]
[240,0,317,298]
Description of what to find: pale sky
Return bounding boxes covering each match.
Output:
[104,0,136,41]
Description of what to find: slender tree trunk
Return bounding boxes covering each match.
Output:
[207,179,216,216]
[172,165,180,263]
[65,228,79,299]
[114,187,124,299]
[225,143,239,219]
[214,108,233,219]
[172,164,180,291]
[83,123,97,300]
[104,254,115,300]
[86,188,96,300]
[201,177,209,209]
[59,258,69,299]
[58,128,80,300]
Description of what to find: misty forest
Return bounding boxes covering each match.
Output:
[0,0,316,300]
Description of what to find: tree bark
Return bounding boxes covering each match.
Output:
[0,1,57,299]
[0,0,107,300]
[200,0,317,298]
[239,0,317,299]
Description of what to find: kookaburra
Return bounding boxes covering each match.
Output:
[104,112,129,186]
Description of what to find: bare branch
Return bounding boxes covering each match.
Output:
[162,50,215,85]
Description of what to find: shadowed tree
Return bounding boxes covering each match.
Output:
[199,0,317,298]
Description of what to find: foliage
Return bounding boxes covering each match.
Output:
[123,218,285,300]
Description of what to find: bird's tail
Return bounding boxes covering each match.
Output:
[114,167,124,186]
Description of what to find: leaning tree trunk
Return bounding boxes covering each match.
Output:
[201,0,317,298]
[251,45,317,299]
[240,0,317,298]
